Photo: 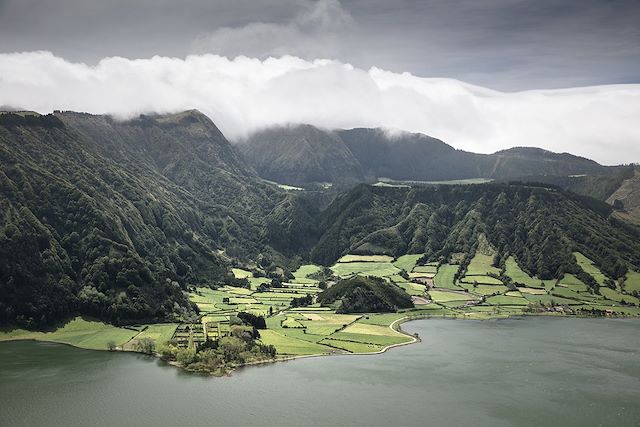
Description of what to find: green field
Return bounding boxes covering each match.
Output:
[337,254,394,263]
[232,268,253,279]
[393,254,422,272]
[485,295,529,306]
[466,252,500,276]
[504,256,553,289]
[292,264,322,284]
[472,285,508,296]
[623,271,640,292]
[433,264,462,290]
[123,324,178,350]
[6,247,637,363]
[330,261,401,278]
[574,252,608,286]
[600,288,640,305]
[398,282,427,296]
[460,276,503,285]
[429,290,478,303]
[259,329,334,355]
[0,318,139,350]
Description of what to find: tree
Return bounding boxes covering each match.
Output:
[107,340,117,351]
[133,337,156,354]
[612,199,624,210]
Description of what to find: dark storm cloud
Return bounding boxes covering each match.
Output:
[0,0,639,90]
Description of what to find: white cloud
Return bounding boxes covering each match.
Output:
[0,51,639,165]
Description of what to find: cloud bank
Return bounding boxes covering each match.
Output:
[0,51,639,164]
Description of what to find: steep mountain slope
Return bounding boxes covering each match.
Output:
[490,147,605,178]
[338,128,490,180]
[502,165,636,201]
[240,124,610,185]
[310,183,640,282]
[0,110,308,328]
[239,124,365,185]
[607,167,640,224]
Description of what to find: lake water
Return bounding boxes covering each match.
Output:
[1,317,639,427]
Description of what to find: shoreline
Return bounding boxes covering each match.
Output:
[2,312,639,376]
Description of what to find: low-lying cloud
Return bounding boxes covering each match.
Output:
[0,51,639,164]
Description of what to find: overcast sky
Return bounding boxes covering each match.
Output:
[0,0,639,163]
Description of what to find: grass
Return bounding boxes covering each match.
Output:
[0,317,139,350]
[398,282,426,296]
[259,329,333,355]
[522,294,582,306]
[504,256,553,289]
[123,324,178,350]
[433,264,462,290]
[413,265,438,274]
[558,274,589,292]
[292,264,321,284]
[232,268,253,279]
[466,252,500,276]
[319,338,384,353]
[472,285,508,296]
[518,287,548,295]
[337,254,394,263]
[574,252,608,286]
[358,312,409,326]
[393,254,422,272]
[485,295,529,306]
[600,288,640,305]
[428,290,478,302]
[330,261,401,278]
[460,276,503,285]
[623,271,640,292]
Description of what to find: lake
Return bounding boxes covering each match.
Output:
[1,317,639,427]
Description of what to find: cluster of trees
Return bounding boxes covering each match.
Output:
[290,294,313,308]
[159,325,276,374]
[318,276,413,313]
[236,312,267,329]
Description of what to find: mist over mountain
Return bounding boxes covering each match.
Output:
[240,124,610,186]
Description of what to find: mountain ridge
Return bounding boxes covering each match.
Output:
[239,123,609,186]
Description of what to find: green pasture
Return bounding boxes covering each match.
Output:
[466,252,500,276]
[0,317,139,350]
[574,252,608,286]
[330,261,401,278]
[337,254,394,263]
[433,264,463,290]
[393,254,422,272]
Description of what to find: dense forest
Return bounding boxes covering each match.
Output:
[0,111,309,327]
[2,110,640,329]
[310,184,640,282]
[317,276,413,313]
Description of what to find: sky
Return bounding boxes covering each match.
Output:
[0,0,639,164]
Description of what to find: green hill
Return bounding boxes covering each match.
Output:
[317,276,413,313]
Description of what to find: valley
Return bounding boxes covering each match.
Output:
[4,244,639,375]
[2,109,640,376]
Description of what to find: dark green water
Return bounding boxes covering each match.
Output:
[1,317,639,427]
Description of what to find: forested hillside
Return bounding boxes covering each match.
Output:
[0,111,309,328]
[310,184,640,283]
